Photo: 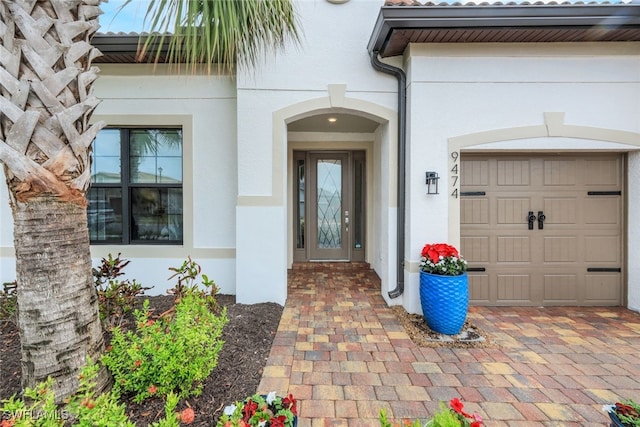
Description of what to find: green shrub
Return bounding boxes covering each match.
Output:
[167,257,220,314]
[0,358,186,426]
[64,358,134,427]
[101,291,228,402]
[92,253,151,328]
[379,398,483,427]
[1,377,63,427]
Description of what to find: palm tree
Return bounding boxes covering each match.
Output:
[1,0,299,402]
[132,0,300,73]
[0,1,109,400]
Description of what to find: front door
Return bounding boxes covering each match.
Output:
[294,151,366,262]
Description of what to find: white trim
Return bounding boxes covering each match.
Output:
[447,112,640,246]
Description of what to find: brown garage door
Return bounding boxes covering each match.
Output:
[461,154,623,306]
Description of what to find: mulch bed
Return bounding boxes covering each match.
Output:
[391,306,494,348]
[0,295,283,426]
[1,293,492,425]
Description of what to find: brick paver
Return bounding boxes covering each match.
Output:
[257,263,640,426]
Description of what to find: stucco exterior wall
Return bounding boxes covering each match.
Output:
[0,66,237,295]
[629,151,640,312]
[88,66,238,294]
[234,0,401,304]
[404,43,640,313]
[2,1,638,313]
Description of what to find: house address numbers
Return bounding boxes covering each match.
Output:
[450,151,459,198]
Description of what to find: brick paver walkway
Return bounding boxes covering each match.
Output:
[257,263,640,426]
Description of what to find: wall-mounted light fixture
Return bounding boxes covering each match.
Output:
[425,171,440,195]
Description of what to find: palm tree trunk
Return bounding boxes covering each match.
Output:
[13,196,109,400]
[1,0,108,402]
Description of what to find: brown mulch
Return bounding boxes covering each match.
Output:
[1,294,492,425]
[391,306,494,348]
[0,295,283,427]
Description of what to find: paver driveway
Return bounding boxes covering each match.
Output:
[258,263,640,426]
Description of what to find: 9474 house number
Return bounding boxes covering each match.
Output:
[450,151,460,198]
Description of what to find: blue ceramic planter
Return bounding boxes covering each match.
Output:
[419,271,469,335]
[608,410,626,427]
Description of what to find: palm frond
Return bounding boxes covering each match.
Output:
[124,0,300,73]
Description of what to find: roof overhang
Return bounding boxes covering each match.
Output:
[92,33,170,64]
[368,3,640,57]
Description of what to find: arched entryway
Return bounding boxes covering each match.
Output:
[288,112,377,262]
[272,86,399,302]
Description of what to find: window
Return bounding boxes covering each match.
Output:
[88,128,183,244]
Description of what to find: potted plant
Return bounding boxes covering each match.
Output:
[419,243,468,335]
[380,398,483,426]
[606,400,640,426]
[217,392,297,427]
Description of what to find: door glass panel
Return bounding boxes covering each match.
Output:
[296,159,305,249]
[317,159,342,249]
[354,155,365,249]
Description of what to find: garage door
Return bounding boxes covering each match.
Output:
[460,154,623,306]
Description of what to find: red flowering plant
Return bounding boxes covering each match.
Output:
[606,400,640,426]
[216,392,297,427]
[380,398,483,427]
[441,398,483,427]
[420,243,467,276]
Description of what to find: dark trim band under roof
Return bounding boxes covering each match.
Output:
[368,2,640,57]
[92,33,170,64]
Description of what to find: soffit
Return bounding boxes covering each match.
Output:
[368,1,640,57]
[93,33,168,64]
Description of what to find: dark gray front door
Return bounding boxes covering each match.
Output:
[309,153,349,260]
[294,151,366,262]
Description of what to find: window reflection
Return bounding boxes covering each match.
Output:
[130,130,183,184]
[87,188,123,242]
[131,188,183,241]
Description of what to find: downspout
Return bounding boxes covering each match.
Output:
[370,51,406,299]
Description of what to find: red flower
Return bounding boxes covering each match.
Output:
[422,243,460,263]
[270,415,288,427]
[450,397,472,418]
[179,407,195,424]
[1,419,16,427]
[148,384,158,394]
[450,397,465,414]
[134,360,142,368]
[243,399,258,420]
[282,393,297,415]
